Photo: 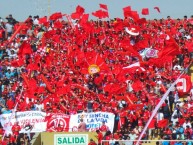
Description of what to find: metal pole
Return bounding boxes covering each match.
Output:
[48,0,51,17]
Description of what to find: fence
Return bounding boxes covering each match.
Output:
[101,140,193,145]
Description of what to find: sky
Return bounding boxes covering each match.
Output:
[0,0,193,21]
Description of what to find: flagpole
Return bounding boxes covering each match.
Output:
[48,0,51,17]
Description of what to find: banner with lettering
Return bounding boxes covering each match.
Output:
[45,113,70,132]
[69,112,115,132]
[0,111,115,134]
[0,111,47,134]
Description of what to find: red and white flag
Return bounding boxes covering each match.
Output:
[176,74,192,96]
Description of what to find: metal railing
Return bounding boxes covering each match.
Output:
[101,140,193,145]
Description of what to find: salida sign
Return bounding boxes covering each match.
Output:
[54,134,88,145]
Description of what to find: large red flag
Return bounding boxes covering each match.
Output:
[158,35,181,58]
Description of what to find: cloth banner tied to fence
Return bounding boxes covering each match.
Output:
[0,111,115,134]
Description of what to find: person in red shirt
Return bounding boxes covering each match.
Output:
[103,130,112,145]
[184,125,192,139]
[88,139,97,145]
[0,126,5,138]
[11,122,21,137]
[6,96,15,110]
[18,98,27,111]
[77,97,84,113]
[143,107,150,123]
[109,97,118,108]
[55,124,64,132]
[99,121,109,133]
[0,26,5,40]
[96,130,103,145]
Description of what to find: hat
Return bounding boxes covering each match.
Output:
[125,27,139,36]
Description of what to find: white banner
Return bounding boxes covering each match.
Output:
[0,111,47,134]
[0,111,115,134]
[69,112,115,132]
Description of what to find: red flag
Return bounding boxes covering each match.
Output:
[21,73,29,88]
[129,104,144,110]
[132,80,143,92]
[137,18,147,25]
[49,12,63,20]
[158,35,181,58]
[148,118,156,129]
[123,6,131,17]
[154,7,161,13]
[125,10,139,21]
[132,11,140,21]
[76,5,85,14]
[92,10,109,19]
[38,16,47,24]
[157,119,168,128]
[79,14,89,25]
[40,74,54,93]
[113,20,124,31]
[99,4,108,11]
[71,13,81,19]
[160,84,167,93]
[54,20,63,29]
[104,83,126,95]
[71,5,85,19]
[158,45,180,58]
[134,39,149,51]
[11,58,24,67]
[18,41,33,57]
[142,8,149,15]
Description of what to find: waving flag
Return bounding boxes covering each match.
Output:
[99,4,108,11]
[142,8,149,15]
[154,7,161,13]
[176,75,192,96]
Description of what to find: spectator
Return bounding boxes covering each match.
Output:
[78,118,86,132]
[88,139,97,145]
[100,121,109,133]
[96,130,103,145]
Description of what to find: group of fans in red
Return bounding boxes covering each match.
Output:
[0,4,193,145]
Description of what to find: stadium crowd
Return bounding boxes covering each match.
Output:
[0,9,193,145]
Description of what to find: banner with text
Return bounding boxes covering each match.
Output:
[69,112,115,132]
[0,111,115,134]
[0,111,47,134]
